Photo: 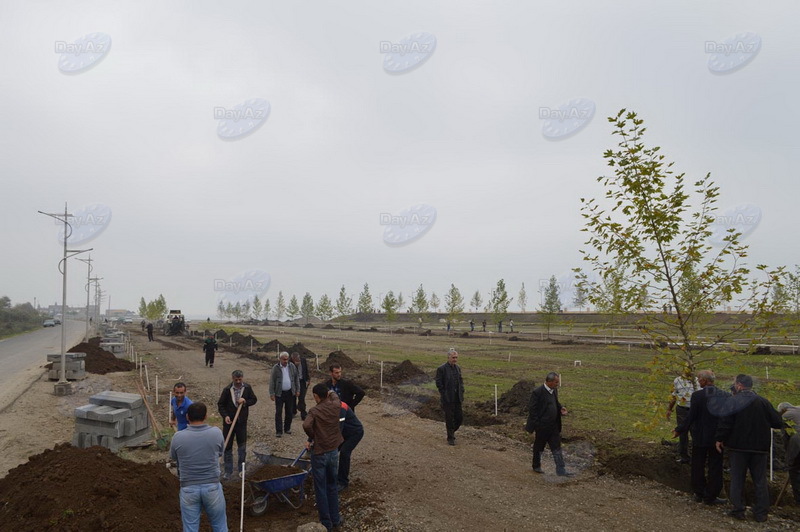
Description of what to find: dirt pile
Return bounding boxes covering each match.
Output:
[419,329,432,336]
[215,329,229,341]
[303,323,315,328]
[288,342,316,359]
[384,360,430,384]
[323,324,335,329]
[229,332,261,347]
[68,342,135,375]
[248,464,305,482]
[478,380,536,415]
[324,350,359,369]
[0,444,182,531]
[256,339,291,353]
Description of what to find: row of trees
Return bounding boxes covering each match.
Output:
[138,295,168,322]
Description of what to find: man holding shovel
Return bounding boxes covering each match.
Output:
[217,370,257,481]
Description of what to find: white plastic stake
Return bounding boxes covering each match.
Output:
[494,385,498,416]
[766,367,769,380]
[507,352,511,362]
[316,354,319,371]
[155,374,159,405]
[240,462,246,532]
[368,354,371,364]
[380,361,384,390]
[145,365,151,391]
[250,339,253,353]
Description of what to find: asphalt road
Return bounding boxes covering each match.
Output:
[0,320,87,412]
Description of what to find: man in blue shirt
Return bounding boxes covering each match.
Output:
[169,402,228,532]
[170,382,193,431]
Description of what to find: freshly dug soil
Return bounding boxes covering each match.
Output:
[68,341,135,375]
[229,332,261,347]
[323,324,335,329]
[0,444,182,532]
[303,323,315,328]
[288,343,316,359]
[384,360,430,385]
[248,464,305,483]
[419,329,432,336]
[480,380,537,416]
[324,350,359,369]
[256,339,291,353]
[214,329,229,341]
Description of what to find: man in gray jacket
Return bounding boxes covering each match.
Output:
[269,351,300,437]
[170,402,228,531]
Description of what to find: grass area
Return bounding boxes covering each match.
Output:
[228,321,800,442]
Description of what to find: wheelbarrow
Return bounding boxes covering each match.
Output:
[246,449,312,516]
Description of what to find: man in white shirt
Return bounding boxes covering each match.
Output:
[667,372,699,464]
[269,352,300,437]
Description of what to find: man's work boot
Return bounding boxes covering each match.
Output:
[553,449,574,477]
[532,451,543,473]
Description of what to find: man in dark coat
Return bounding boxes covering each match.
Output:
[146,322,154,341]
[203,334,218,368]
[326,364,365,411]
[435,348,464,445]
[715,374,784,522]
[291,352,311,420]
[673,369,727,504]
[217,370,258,480]
[337,400,364,491]
[526,372,573,476]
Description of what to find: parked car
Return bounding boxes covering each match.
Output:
[123,317,133,324]
[53,317,62,325]
[43,319,56,327]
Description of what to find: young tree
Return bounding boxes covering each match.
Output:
[411,284,429,314]
[233,301,243,322]
[241,300,251,321]
[317,294,334,321]
[444,284,465,323]
[539,275,561,338]
[357,283,374,316]
[430,292,440,313]
[489,279,512,325]
[287,295,301,321]
[572,283,588,312]
[263,298,271,320]
[301,293,315,324]
[771,282,790,313]
[381,291,399,322]
[518,283,528,312]
[225,302,233,320]
[788,265,800,314]
[470,290,483,313]
[276,291,286,321]
[335,285,353,320]
[252,295,263,321]
[576,109,783,387]
[396,292,405,313]
[138,297,147,318]
[216,300,226,320]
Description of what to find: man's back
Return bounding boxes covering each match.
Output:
[170,424,224,486]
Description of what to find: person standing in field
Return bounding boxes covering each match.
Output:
[469,319,474,332]
[303,383,344,531]
[269,352,300,437]
[326,363,365,411]
[203,334,218,368]
[170,382,193,431]
[146,322,154,341]
[337,399,364,492]
[482,319,486,332]
[526,372,573,477]
[169,402,228,532]
[435,348,464,445]
[667,371,699,464]
[291,352,310,420]
[217,370,257,481]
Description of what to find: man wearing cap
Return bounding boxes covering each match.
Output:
[715,374,783,522]
[269,352,300,437]
[435,348,464,445]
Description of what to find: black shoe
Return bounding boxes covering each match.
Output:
[301,412,307,420]
[678,457,690,464]
[284,430,292,435]
[726,510,745,520]
[447,438,455,446]
[704,497,726,506]
[276,433,282,438]
[337,483,348,492]
[754,515,767,523]
[556,470,575,477]
[333,517,344,529]
[693,494,703,503]
[533,466,544,473]
[209,364,213,368]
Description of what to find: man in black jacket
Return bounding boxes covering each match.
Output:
[326,363,365,411]
[435,349,464,445]
[715,374,783,522]
[291,352,311,420]
[673,370,727,504]
[217,370,258,480]
[526,372,573,477]
[203,334,218,368]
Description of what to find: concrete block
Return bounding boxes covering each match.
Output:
[123,417,137,437]
[74,404,102,419]
[89,391,143,409]
[86,406,131,423]
[51,360,85,371]
[135,411,149,431]
[47,352,86,361]
[74,418,124,438]
[48,369,87,381]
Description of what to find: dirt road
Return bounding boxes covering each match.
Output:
[0,329,796,530]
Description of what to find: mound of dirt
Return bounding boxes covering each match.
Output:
[0,444,182,531]
[229,332,261,347]
[384,360,430,384]
[215,329,229,341]
[257,339,291,353]
[419,329,432,336]
[508,336,520,341]
[479,380,537,415]
[303,323,315,328]
[248,464,305,482]
[324,350,359,369]
[323,324,335,329]
[460,332,469,338]
[290,323,300,327]
[68,341,135,375]
[288,342,316,359]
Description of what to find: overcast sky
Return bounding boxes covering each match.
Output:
[2,0,798,318]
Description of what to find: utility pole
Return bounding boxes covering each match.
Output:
[38,203,92,396]
[77,256,93,343]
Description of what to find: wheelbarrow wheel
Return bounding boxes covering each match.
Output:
[249,493,269,516]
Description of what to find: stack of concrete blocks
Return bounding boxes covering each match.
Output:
[72,391,151,451]
[47,352,87,381]
[100,329,126,355]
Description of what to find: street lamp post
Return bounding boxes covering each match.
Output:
[38,203,92,396]
[77,256,93,343]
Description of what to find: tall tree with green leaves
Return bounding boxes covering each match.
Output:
[572,282,588,311]
[381,291,399,322]
[216,301,226,320]
[787,265,800,314]
[396,292,405,313]
[301,293,315,324]
[276,292,286,321]
[252,295,263,321]
[430,292,440,313]
[539,275,561,338]
[263,298,271,320]
[470,290,483,313]
[411,284,429,315]
[576,109,783,388]
[489,279,512,325]
[143,294,168,321]
[138,297,147,318]
[317,294,334,321]
[444,284,464,323]
[287,295,301,321]
[518,283,528,312]
[357,283,374,317]
[335,285,353,321]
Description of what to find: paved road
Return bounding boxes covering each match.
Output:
[0,320,87,412]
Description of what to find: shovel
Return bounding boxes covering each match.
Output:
[136,378,170,451]
[288,448,307,468]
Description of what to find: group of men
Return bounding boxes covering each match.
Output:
[169,353,365,531]
[670,371,792,523]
